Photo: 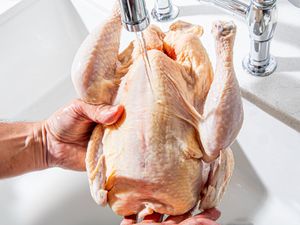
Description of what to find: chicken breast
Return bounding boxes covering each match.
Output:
[71,3,243,218]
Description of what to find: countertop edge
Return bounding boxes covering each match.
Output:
[242,89,300,133]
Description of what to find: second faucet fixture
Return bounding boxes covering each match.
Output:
[119,0,278,77]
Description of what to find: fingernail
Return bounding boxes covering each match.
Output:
[99,105,124,125]
[108,105,120,113]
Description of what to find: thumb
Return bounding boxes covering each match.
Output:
[77,100,124,125]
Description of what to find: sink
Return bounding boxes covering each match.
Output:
[0,0,300,225]
[0,0,87,120]
[0,135,272,225]
[3,106,299,225]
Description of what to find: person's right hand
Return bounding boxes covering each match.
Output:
[120,208,220,225]
[43,99,124,171]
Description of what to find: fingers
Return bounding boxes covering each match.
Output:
[95,104,124,125]
[120,209,220,225]
[179,208,221,225]
[180,218,220,225]
[143,213,163,223]
[74,99,124,125]
[194,208,221,221]
[120,213,163,225]
[164,212,191,224]
[120,215,137,225]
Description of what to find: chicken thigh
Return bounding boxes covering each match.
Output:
[71,4,243,218]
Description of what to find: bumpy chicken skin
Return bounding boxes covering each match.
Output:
[71,4,243,219]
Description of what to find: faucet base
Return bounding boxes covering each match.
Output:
[151,5,179,22]
[242,55,277,77]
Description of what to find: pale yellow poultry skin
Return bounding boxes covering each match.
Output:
[71,4,243,218]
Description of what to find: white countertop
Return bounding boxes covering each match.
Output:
[236,0,300,132]
[1,0,300,132]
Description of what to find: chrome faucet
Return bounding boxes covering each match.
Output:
[119,0,150,32]
[152,0,278,77]
[151,0,180,22]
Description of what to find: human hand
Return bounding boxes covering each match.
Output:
[43,99,124,170]
[120,208,220,225]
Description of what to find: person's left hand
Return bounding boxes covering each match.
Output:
[120,208,220,225]
[43,99,124,170]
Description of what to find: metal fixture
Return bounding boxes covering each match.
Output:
[242,0,277,76]
[151,0,179,22]
[152,0,279,77]
[119,0,150,32]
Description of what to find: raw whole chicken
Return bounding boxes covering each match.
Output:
[71,3,243,218]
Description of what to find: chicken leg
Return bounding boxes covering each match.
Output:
[71,2,122,105]
[199,21,243,162]
[200,147,234,209]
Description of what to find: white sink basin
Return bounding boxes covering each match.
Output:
[0,0,87,120]
[0,136,270,225]
[2,105,299,225]
[0,0,300,225]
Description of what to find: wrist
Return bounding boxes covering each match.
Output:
[0,121,48,178]
[32,121,49,170]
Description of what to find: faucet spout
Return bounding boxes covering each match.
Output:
[119,0,150,32]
